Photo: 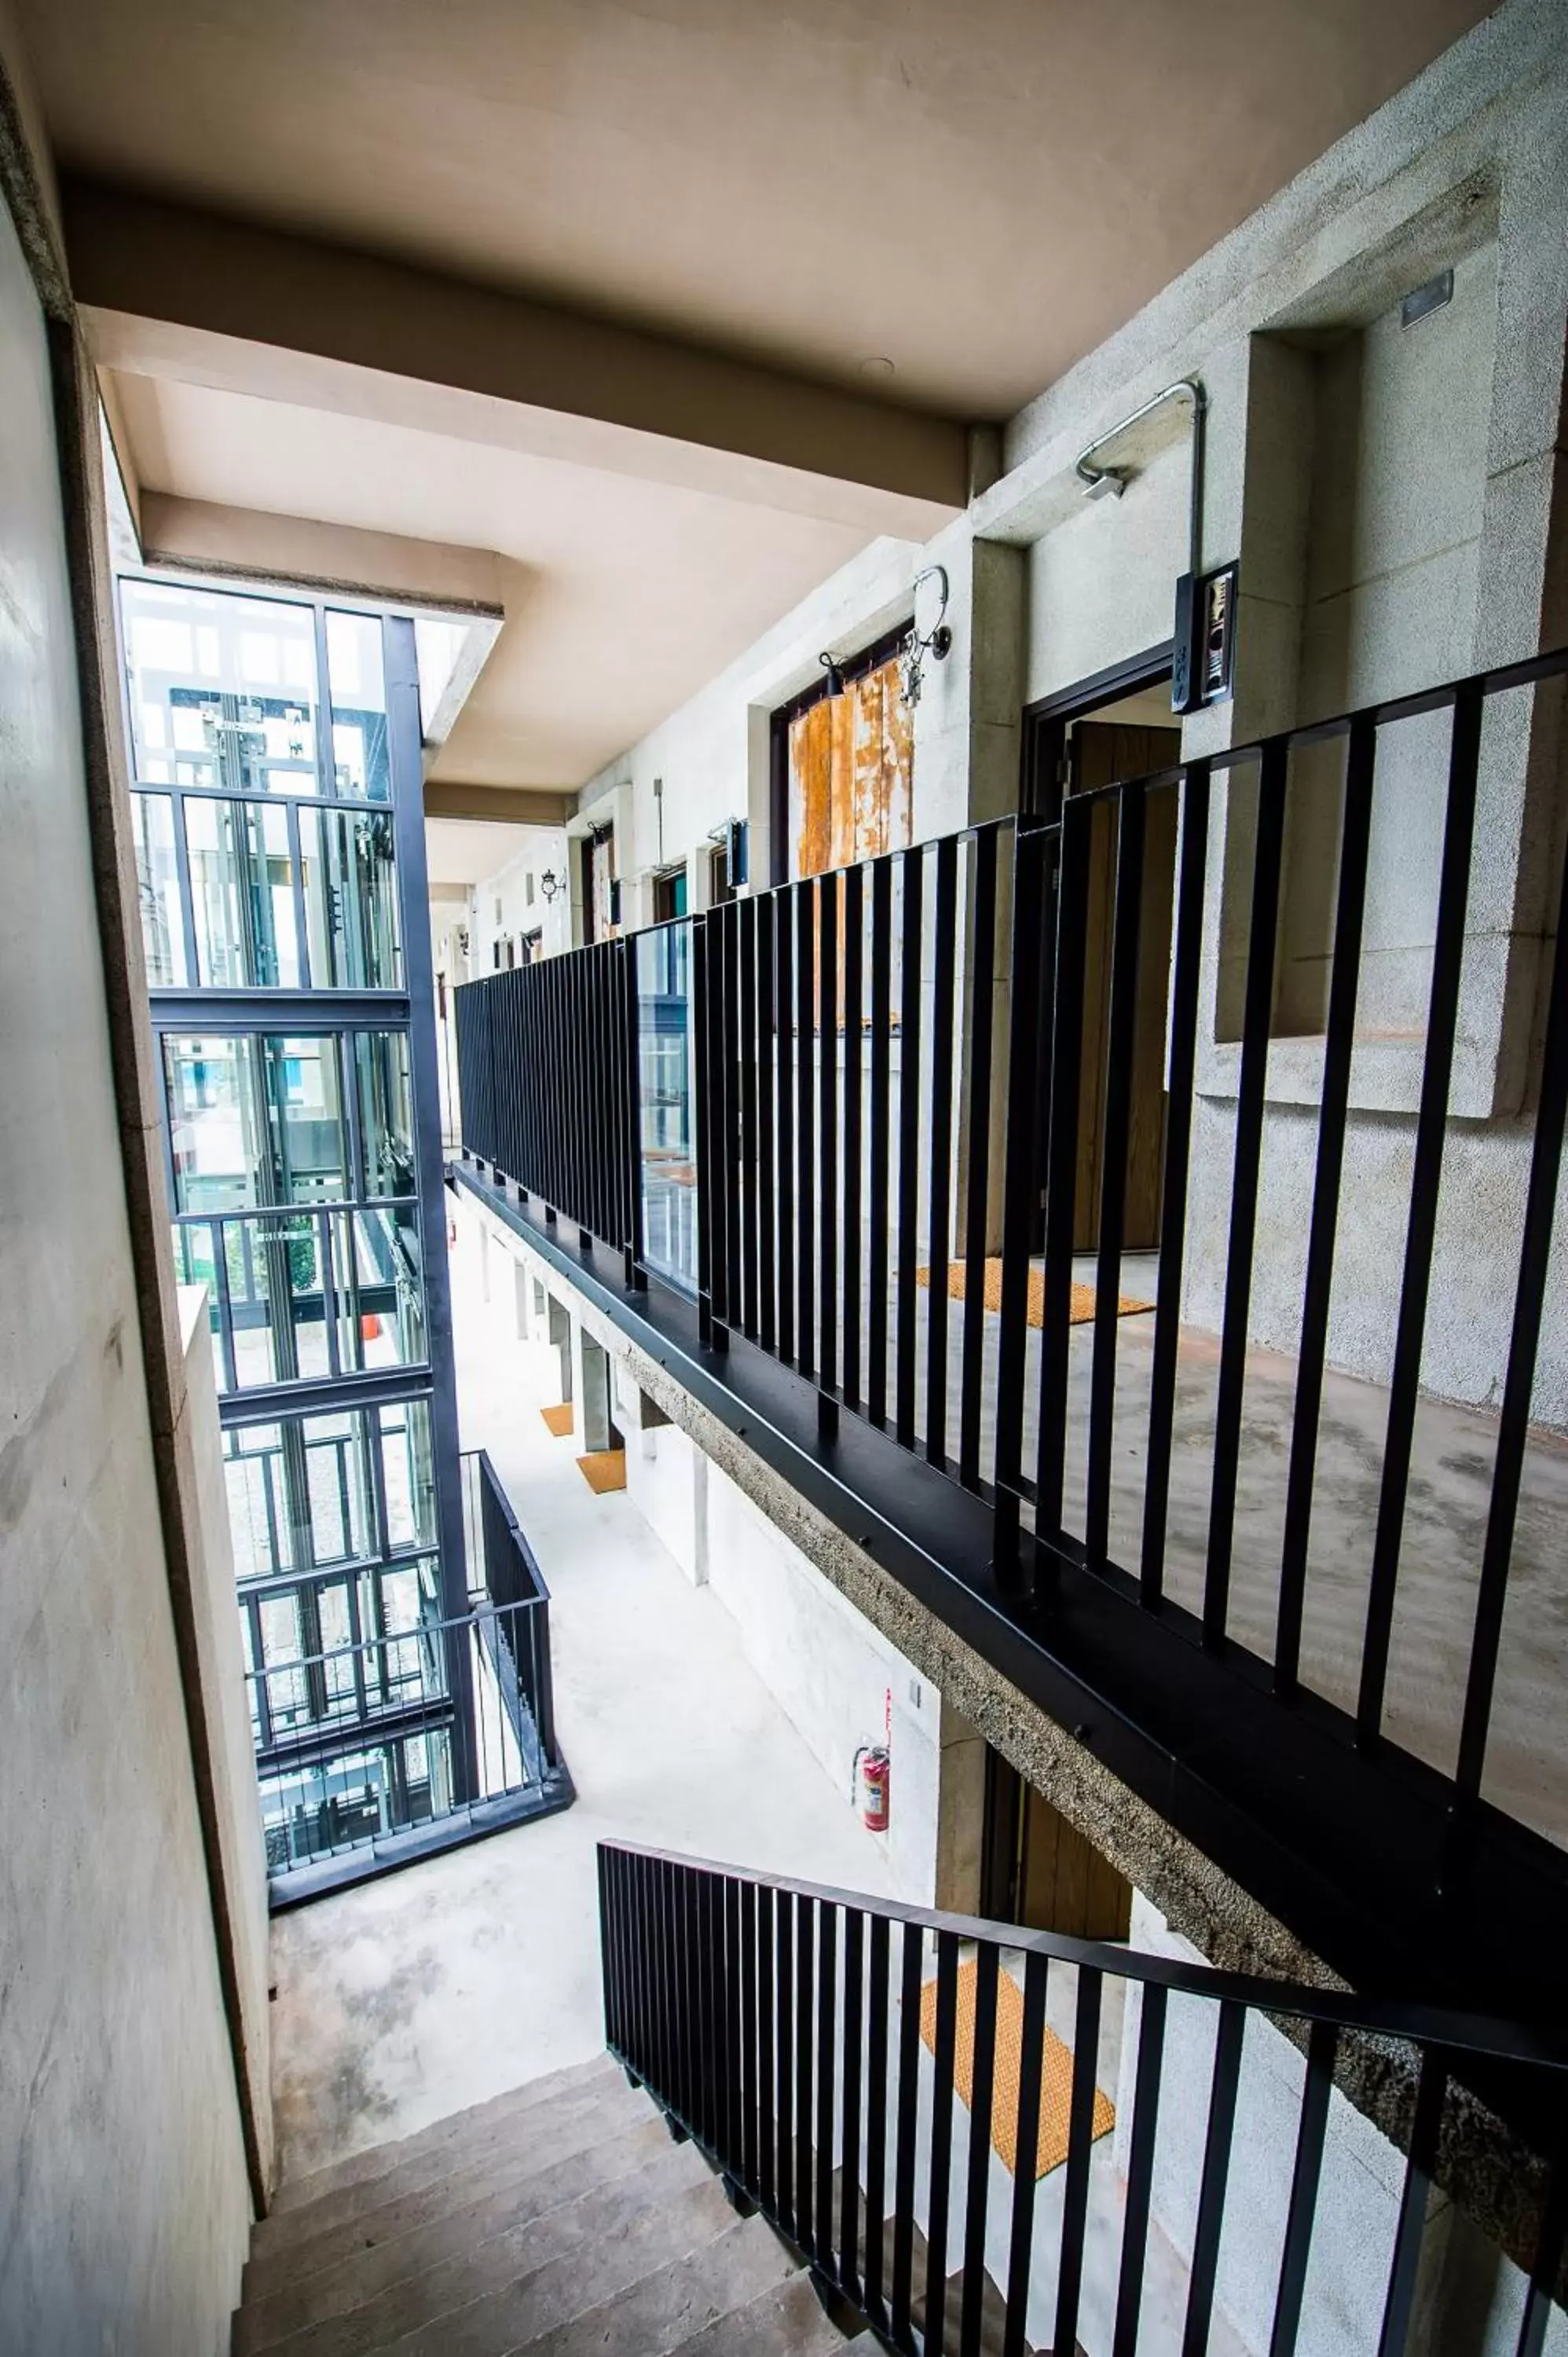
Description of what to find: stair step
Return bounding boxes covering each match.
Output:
[269,2057,616,2221]
[241,2137,714,2357]
[246,2079,650,2298]
[509,2213,800,2355]
[363,2169,738,2356]
[672,2270,871,2355]
[236,2114,672,2357]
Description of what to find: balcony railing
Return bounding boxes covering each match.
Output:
[599,1843,1568,2357]
[250,1448,571,1902]
[454,649,1568,2040]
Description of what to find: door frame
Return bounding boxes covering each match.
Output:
[1018,640,1174,823]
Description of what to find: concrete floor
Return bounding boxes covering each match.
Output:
[850,1240,1568,1847]
[267,1216,895,2189]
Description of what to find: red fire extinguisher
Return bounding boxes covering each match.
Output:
[852,1688,892,1832]
[853,1745,890,1831]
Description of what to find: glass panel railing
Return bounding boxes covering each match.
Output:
[635,921,698,1295]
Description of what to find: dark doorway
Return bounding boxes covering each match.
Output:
[980,1748,1133,1940]
[1020,649,1180,1252]
[581,824,616,943]
[708,839,735,908]
[653,865,688,924]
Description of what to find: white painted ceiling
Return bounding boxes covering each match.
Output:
[426,818,561,887]
[108,370,874,790]
[21,0,1491,418]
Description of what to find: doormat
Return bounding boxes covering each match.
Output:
[918,1958,1114,2179]
[577,1449,627,1494]
[540,1404,573,1437]
[916,1260,1152,1331]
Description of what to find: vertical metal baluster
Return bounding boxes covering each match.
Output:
[1206,741,1288,1647]
[1268,2019,1338,2357]
[1002,1952,1049,2357]
[597,1846,617,2052]
[1036,801,1091,1541]
[896,845,925,1450]
[796,1891,816,2254]
[924,1928,960,2355]
[815,1901,838,2270]
[1181,2000,1247,2357]
[740,1878,759,2193]
[1455,710,1568,1801]
[1276,725,1375,1688]
[692,915,713,1343]
[757,1882,777,2219]
[723,908,745,1331]
[757,893,777,1354]
[995,825,1047,1577]
[1112,1983,1167,2357]
[703,914,729,1332]
[868,859,894,1428]
[776,1888,795,2238]
[1376,2050,1449,2357]
[819,870,840,1403]
[776,896,796,1365]
[960,829,1000,1490]
[739,897,759,1335]
[1054,1965,1105,2357]
[890,1922,924,2350]
[797,882,816,1382]
[1359,684,1482,1743]
[1086,783,1147,1561]
[843,864,865,1410]
[926,835,959,1469]
[863,1913,891,2330]
[958,1941,1000,2357]
[840,1907,865,2308]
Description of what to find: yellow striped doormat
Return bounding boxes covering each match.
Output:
[916,1260,1152,1331]
[918,1957,1115,2179]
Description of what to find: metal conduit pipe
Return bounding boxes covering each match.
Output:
[1074,378,1209,707]
[1074,376,1207,566]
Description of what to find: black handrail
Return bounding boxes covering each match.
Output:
[598,1841,1568,2357]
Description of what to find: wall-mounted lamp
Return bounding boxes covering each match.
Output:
[539,867,563,904]
[819,651,847,696]
[898,565,953,708]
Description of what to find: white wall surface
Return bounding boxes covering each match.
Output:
[0,187,252,2352]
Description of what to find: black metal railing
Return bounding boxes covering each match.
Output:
[454,652,1568,1868]
[456,944,639,1276]
[247,1449,570,1898]
[599,1842,1568,2357]
[462,1445,562,1772]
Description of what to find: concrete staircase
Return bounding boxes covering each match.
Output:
[233,2054,873,2357]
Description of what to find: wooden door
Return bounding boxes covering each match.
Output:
[1068,724,1180,1252]
[984,1750,1132,1939]
[787,654,912,880]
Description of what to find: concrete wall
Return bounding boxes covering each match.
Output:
[179,1286,275,2187]
[0,170,253,2352]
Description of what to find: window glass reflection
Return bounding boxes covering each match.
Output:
[299,804,401,987]
[354,1030,416,1197]
[184,796,301,988]
[326,610,390,800]
[130,792,186,984]
[222,1401,434,1583]
[636,922,698,1293]
[124,580,320,793]
[163,1035,349,1212]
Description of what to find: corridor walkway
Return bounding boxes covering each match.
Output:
[267,1206,892,2188]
